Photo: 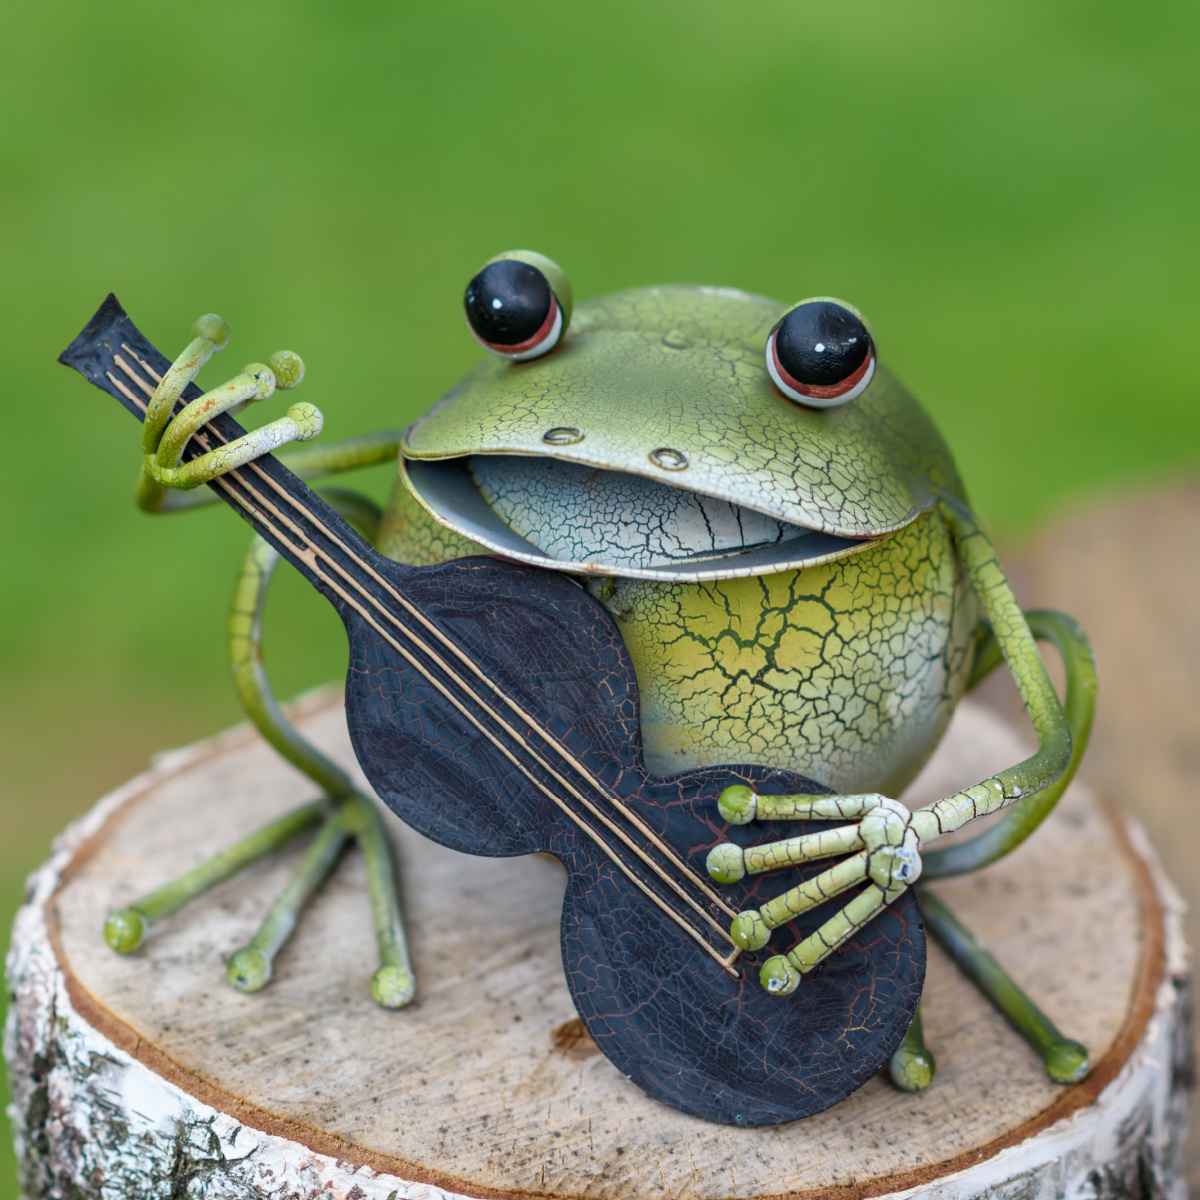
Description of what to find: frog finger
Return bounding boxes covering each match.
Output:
[717,785,887,826]
[728,850,869,951]
[142,312,230,454]
[154,360,282,467]
[705,824,864,884]
[760,882,907,995]
[146,401,324,491]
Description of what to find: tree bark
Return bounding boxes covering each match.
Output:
[5,691,1191,1199]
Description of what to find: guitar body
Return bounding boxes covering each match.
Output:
[63,295,925,1126]
[344,553,925,1125]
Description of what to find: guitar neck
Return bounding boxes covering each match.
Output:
[59,294,389,621]
[59,295,753,987]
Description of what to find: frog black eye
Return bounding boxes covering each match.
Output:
[765,298,875,408]
[463,250,573,362]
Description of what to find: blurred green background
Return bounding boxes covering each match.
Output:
[2,0,1196,1184]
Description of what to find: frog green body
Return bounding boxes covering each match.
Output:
[105,261,1097,1096]
[385,285,979,802]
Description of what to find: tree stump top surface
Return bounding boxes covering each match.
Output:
[45,693,1165,1199]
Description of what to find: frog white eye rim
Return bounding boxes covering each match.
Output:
[765,328,876,409]
[463,251,572,363]
[472,295,564,362]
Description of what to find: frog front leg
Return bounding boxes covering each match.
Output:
[103,316,414,1007]
[708,499,1097,1082]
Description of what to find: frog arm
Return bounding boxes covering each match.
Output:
[925,606,1097,876]
[709,499,1094,992]
[914,498,1093,870]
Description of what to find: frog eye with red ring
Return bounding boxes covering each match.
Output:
[464,250,573,362]
[765,298,876,408]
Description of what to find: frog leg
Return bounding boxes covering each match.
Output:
[888,1003,936,1093]
[708,500,1095,1079]
[106,491,414,1007]
[951,606,1098,872]
[880,607,1096,1086]
[870,606,1098,1090]
[918,888,1088,1083]
[105,316,413,1007]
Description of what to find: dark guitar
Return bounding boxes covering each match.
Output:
[61,295,925,1126]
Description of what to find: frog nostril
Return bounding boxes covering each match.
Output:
[542,427,584,446]
[649,447,689,471]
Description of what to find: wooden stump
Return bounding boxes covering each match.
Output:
[5,691,1191,1199]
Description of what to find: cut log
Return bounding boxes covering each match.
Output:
[4,691,1191,1199]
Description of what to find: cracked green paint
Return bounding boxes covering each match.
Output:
[603,508,977,790]
[403,285,964,539]
[109,282,1097,1094]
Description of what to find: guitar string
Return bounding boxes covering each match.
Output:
[106,361,737,975]
[108,360,740,975]
[119,346,739,929]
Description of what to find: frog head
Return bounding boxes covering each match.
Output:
[400,251,962,582]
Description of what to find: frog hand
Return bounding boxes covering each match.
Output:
[137,314,321,498]
[705,787,923,996]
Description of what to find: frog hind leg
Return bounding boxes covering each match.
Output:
[888,1004,936,1092]
[104,491,415,1008]
[917,888,1089,1084]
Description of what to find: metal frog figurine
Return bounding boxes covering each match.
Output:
[70,250,1097,1123]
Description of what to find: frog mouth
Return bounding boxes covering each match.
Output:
[402,454,887,582]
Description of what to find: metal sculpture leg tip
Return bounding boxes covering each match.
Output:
[1044,1037,1090,1084]
[226,945,273,993]
[103,908,147,955]
[889,1042,936,1092]
[371,964,416,1010]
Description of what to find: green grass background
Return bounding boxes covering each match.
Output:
[2,0,1196,1184]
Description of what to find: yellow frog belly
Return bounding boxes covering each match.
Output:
[605,509,978,794]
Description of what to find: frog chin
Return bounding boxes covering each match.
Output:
[402,454,891,583]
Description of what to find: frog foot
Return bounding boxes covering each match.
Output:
[709,784,1088,1087]
[138,313,322,494]
[103,791,414,1009]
